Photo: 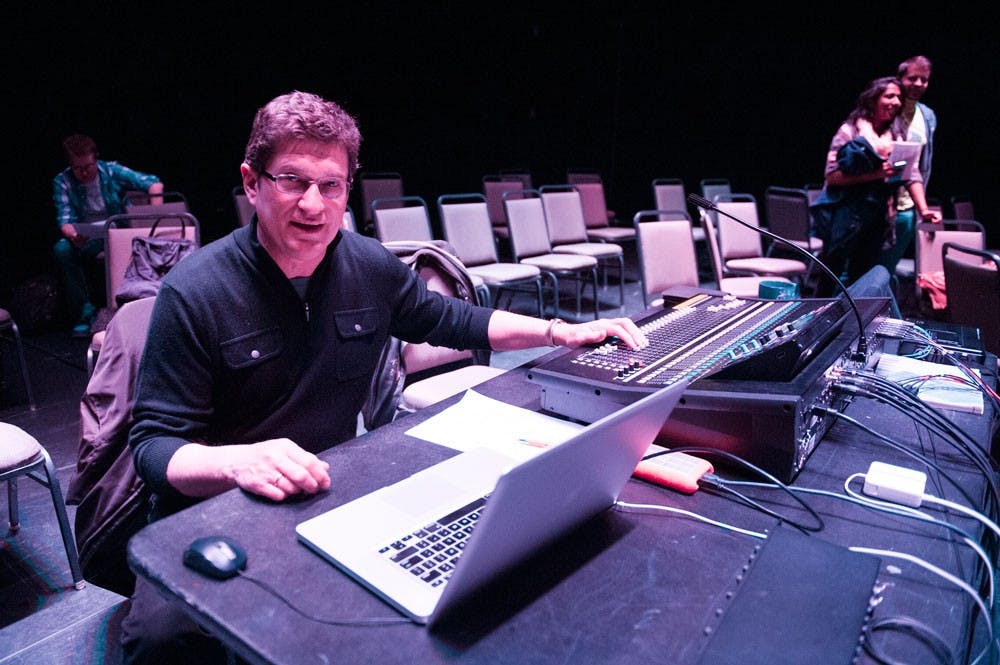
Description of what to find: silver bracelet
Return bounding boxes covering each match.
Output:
[545,318,565,346]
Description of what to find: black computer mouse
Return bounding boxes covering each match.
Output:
[183,536,247,580]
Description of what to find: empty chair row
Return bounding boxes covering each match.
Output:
[370,188,630,319]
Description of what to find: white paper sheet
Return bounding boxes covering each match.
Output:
[889,141,923,181]
[405,390,584,460]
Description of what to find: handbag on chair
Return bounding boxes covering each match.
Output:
[114,216,196,307]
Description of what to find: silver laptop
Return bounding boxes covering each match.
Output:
[296,380,689,626]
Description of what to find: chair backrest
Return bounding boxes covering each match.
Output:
[539,185,588,245]
[359,172,404,229]
[633,210,699,306]
[942,243,1000,355]
[381,240,480,376]
[573,181,612,229]
[915,220,985,277]
[499,168,533,190]
[125,191,190,215]
[483,176,526,227]
[950,195,975,221]
[804,183,824,205]
[652,178,687,221]
[371,196,432,242]
[437,193,499,267]
[698,204,729,289]
[763,186,811,243]
[699,178,732,204]
[714,193,764,260]
[503,190,552,260]
[566,170,602,185]
[232,186,254,227]
[342,205,357,233]
[104,212,201,310]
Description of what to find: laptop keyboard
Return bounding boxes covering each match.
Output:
[378,494,489,588]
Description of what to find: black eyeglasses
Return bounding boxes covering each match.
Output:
[260,170,351,200]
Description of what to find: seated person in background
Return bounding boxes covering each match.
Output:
[121,90,647,664]
[52,134,163,335]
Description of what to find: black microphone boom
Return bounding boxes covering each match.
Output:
[687,193,869,359]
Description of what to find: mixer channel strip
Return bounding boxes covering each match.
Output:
[569,296,810,387]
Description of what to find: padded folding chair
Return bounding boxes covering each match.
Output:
[711,193,809,284]
[437,193,544,317]
[763,187,823,255]
[763,186,823,292]
[653,178,701,240]
[942,242,1000,356]
[699,202,795,298]
[914,220,986,309]
[483,175,526,246]
[232,186,254,227]
[342,205,357,233]
[539,185,625,308]
[2,422,85,590]
[0,308,36,410]
[503,190,599,320]
[89,211,200,374]
[358,171,404,236]
[566,169,603,185]
[380,241,506,415]
[371,196,433,243]
[633,210,701,307]
[572,181,636,245]
[699,178,732,205]
[950,195,975,221]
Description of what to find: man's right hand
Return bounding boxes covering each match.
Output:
[166,438,331,501]
[231,438,332,501]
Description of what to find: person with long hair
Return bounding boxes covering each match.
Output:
[810,76,941,296]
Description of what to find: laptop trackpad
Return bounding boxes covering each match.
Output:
[378,448,514,518]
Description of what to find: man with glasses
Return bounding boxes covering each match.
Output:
[52,134,164,335]
[121,91,646,663]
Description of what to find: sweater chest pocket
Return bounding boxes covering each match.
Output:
[220,328,284,370]
[334,308,379,379]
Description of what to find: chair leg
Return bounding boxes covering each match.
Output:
[534,278,543,319]
[616,255,625,306]
[9,321,37,411]
[590,268,599,320]
[7,479,19,533]
[38,450,86,589]
[544,272,560,320]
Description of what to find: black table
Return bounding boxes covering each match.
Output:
[128,352,998,665]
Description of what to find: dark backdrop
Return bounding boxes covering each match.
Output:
[6,5,997,317]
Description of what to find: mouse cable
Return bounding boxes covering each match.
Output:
[235,570,412,626]
[862,615,955,665]
[667,446,825,533]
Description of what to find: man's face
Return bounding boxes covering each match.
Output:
[69,153,98,183]
[241,139,350,277]
[900,64,931,103]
